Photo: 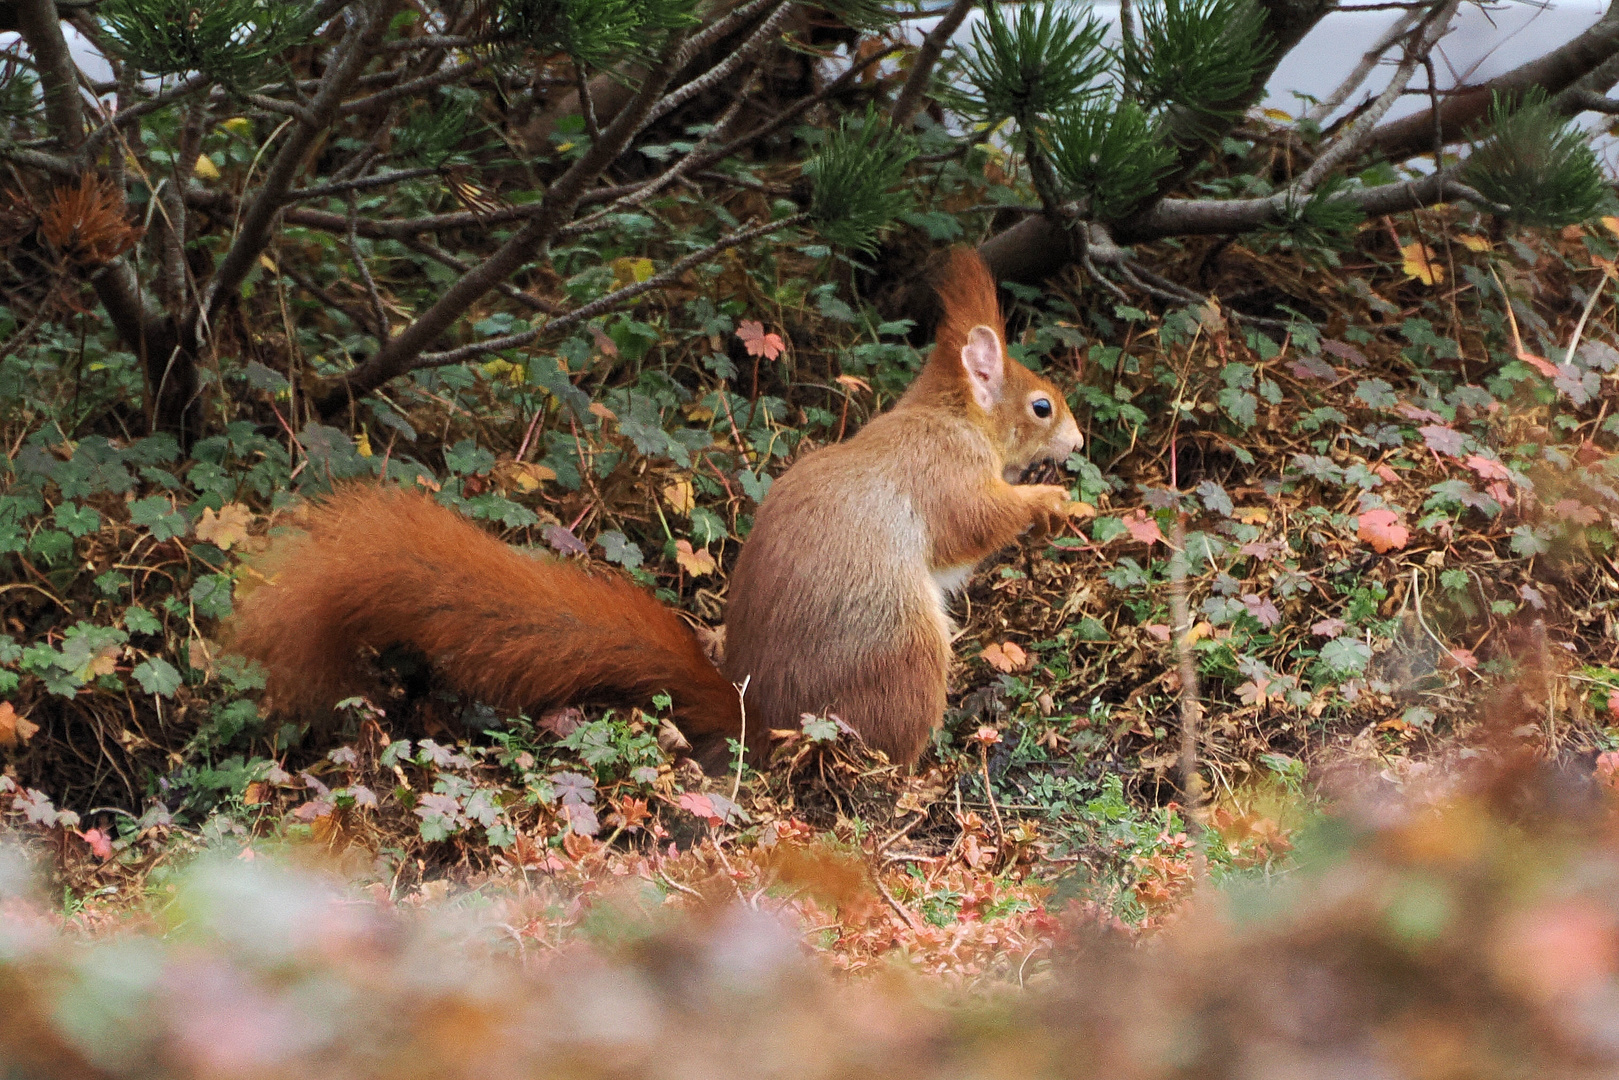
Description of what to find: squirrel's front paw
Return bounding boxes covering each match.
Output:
[1023,484,1075,540]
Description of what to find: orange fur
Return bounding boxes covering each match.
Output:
[227,487,741,746]
[227,247,1079,770]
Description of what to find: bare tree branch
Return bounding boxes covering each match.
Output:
[198,2,379,326]
[311,31,694,414]
[892,0,976,127]
[407,212,808,369]
[1304,8,1417,124]
[640,0,794,131]
[1364,1,1619,161]
[1287,0,1457,196]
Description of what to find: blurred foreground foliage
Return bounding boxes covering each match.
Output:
[6,755,1619,1079]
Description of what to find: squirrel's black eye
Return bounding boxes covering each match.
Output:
[1031,397,1053,419]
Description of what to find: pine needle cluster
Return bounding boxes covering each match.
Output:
[1463,90,1609,229]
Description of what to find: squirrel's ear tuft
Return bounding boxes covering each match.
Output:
[961,325,1004,410]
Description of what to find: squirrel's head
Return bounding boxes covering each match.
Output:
[919,247,1083,482]
[956,322,1083,481]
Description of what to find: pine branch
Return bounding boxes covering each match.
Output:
[15,0,85,150]
[79,72,210,158]
[1569,88,1619,114]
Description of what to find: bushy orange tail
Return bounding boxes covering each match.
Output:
[226,486,742,744]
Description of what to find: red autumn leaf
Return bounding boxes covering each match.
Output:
[1418,425,1467,457]
[1322,339,1366,366]
[1465,454,1513,482]
[1311,617,1347,638]
[545,524,588,556]
[1554,499,1602,525]
[1143,623,1172,642]
[1356,509,1409,553]
[607,796,651,831]
[736,319,786,360]
[1124,509,1164,545]
[1517,349,1560,378]
[1241,594,1281,628]
[1396,403,1445,423]
[678,791,723,827]
[79,828,113,859]
[1444,647,1478,671]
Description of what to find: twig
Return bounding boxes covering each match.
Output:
[979,742,1005,843]
[1305,8,1419,124]
[346,192,392,341]
[874,874,925,931]
[1286,0,1458,198]
[640,0,796,132]
[1168,514,1206,838]
[730,674,751,804]
[409,212,807,368]
[1410,567,1480,682]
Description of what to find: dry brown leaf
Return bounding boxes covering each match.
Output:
[980,641,1028,673]
[675,539,716,576]
[194,503,253,550]
[663,478,695,515]
[0,702,39,748]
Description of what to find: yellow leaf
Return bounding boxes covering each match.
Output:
[674,539,716,577]
[588,402,617,422]
[1401,242,1443,285]
[193,154,221,181]
[611,256,655,289]
[481,357,524,385]
[555,141,574,153]
[259,253,278,274]
[685,403,715,422]
[1185,621,1214,645]
[1603,216,1619,238]
[491,460,556,493]
[1455,234,1491,253]
[354,430,373,458]
[663,478,694,515]
[221,117,252,137]
[1234,507,1269,525]
[1261,107,1293,123]
[194,503,254,550]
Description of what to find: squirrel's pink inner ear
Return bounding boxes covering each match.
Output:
[960,325,1004,411]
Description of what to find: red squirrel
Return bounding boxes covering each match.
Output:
[227,248,1081,769]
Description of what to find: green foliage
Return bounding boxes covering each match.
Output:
[495,0,698,66]
[1462,90,1609,228]
[98,0,313,80]
[814,0,896,32]
[955,0,1110,125]
[803,110,915,253]
[1045,98,1174,220]
[1124,0,1270,121]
